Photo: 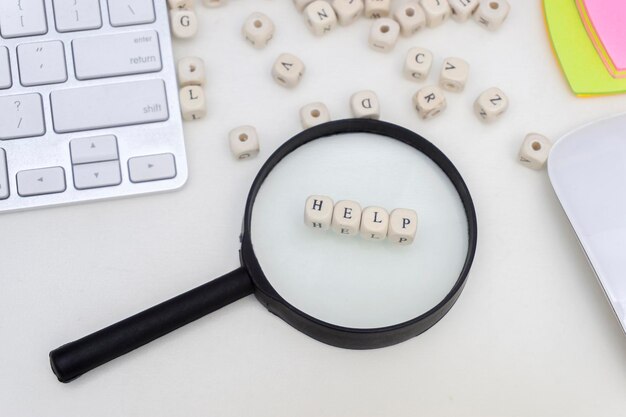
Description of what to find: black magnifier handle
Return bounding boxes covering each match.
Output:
[49,267,254,383]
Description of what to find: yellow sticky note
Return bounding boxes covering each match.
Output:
[543,0,626,96]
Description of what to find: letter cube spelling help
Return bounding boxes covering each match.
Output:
[229,126,260,160]
[360,206,390,240]
[388,209,418,245]
[333,0,364,25]
[369,18,401,52]
[242,12,275,49]
[413,85,447,119]
[518,133,552,170]
[439,57,469,92]
[300,102,331,129]
[394,2,426,37]
[404,47,433,81]
[304,195,334,230]
[179,86,207,120]
[332,200,362,236]
[474,87,508,123]
[350,90,380,119]
[272,53,305,88]
[304,1,338,36]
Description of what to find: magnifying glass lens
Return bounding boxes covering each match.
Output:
[251,132,469,329]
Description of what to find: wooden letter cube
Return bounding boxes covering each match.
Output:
[179,86,207,121]
[369,18,400,52]
[448,0,478,22]
[404,47,433,81]
[300,102,331,129]
[364,0,391,18]
[170,9,198,39]
[421,0,451,27]
[177,56,206,87]
[242,12,275,49]
[168,0,195,9]
[388,209,418,245]
[332,0,364,25]
[304,195,334,230]
[474,87,508,123]
[439,57,469,92]
[519,133,552,170]
[413,85,447,119]
[394,2,426,37]
[474,0,510,31]
[304,1,338,36]
[360,206,389,241]
[350,90,380,119]
[229,126,260,160]
[332,200,362,236]
[272,53,305,88]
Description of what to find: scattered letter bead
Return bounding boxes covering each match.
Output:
[229,126,260,160]
[421,0,451,27]
[519,133,552,170]
[448,0,478,22]
[203,0,227,7]
[170,9,198,39]
[294,0,316,12]
[360,206,389,241]
[388,209,418,245]
[332,0,364,26]
[179,86,207,121]
[242,12,275,49]
[332,200,362,236]
[304,195,334,230]
[474,0,510,31]
[474,87,508,123]
[413,85,447,119]
[300,102,331,129]
[177,56,206,87]
[168,0,195,9]
[364,0,391,18]
[369,18,400,52]
[404,47,433,81]
[394,2,426,36]
[350,90,380,119]
[304,1,338,36]
[272,53,305,88]
[439,57,469,92]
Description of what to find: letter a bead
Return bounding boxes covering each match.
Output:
[332,200,362,236]
[304,195,334,230]
[272,53,305,88]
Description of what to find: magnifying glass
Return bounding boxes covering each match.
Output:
[49,119,477,382]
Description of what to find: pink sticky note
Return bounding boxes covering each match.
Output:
[582,0,626,71]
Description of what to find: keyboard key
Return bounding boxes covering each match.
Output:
[128,153,176,183]
[70,135,119,165]
[17,41,68,87]
[108,0,155,27]
[0,47,11,89]
[73,161,121,190]
[0,0,48,38]
[0,93,45,140]
[17,167,66,197]
[50,79,169,133]
[0,149,8,200]
[73,30,162,80]
[53,0,103,33]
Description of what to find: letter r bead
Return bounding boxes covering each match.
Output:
[304,195,334,231]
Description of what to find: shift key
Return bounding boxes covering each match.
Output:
[73,30,162,80]
[51,79,169,133]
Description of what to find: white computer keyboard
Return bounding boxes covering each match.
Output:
[0,0,187,213]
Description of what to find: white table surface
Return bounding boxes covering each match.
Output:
[2,1,626,416]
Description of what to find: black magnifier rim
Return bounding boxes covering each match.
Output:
[240,119,477,349]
